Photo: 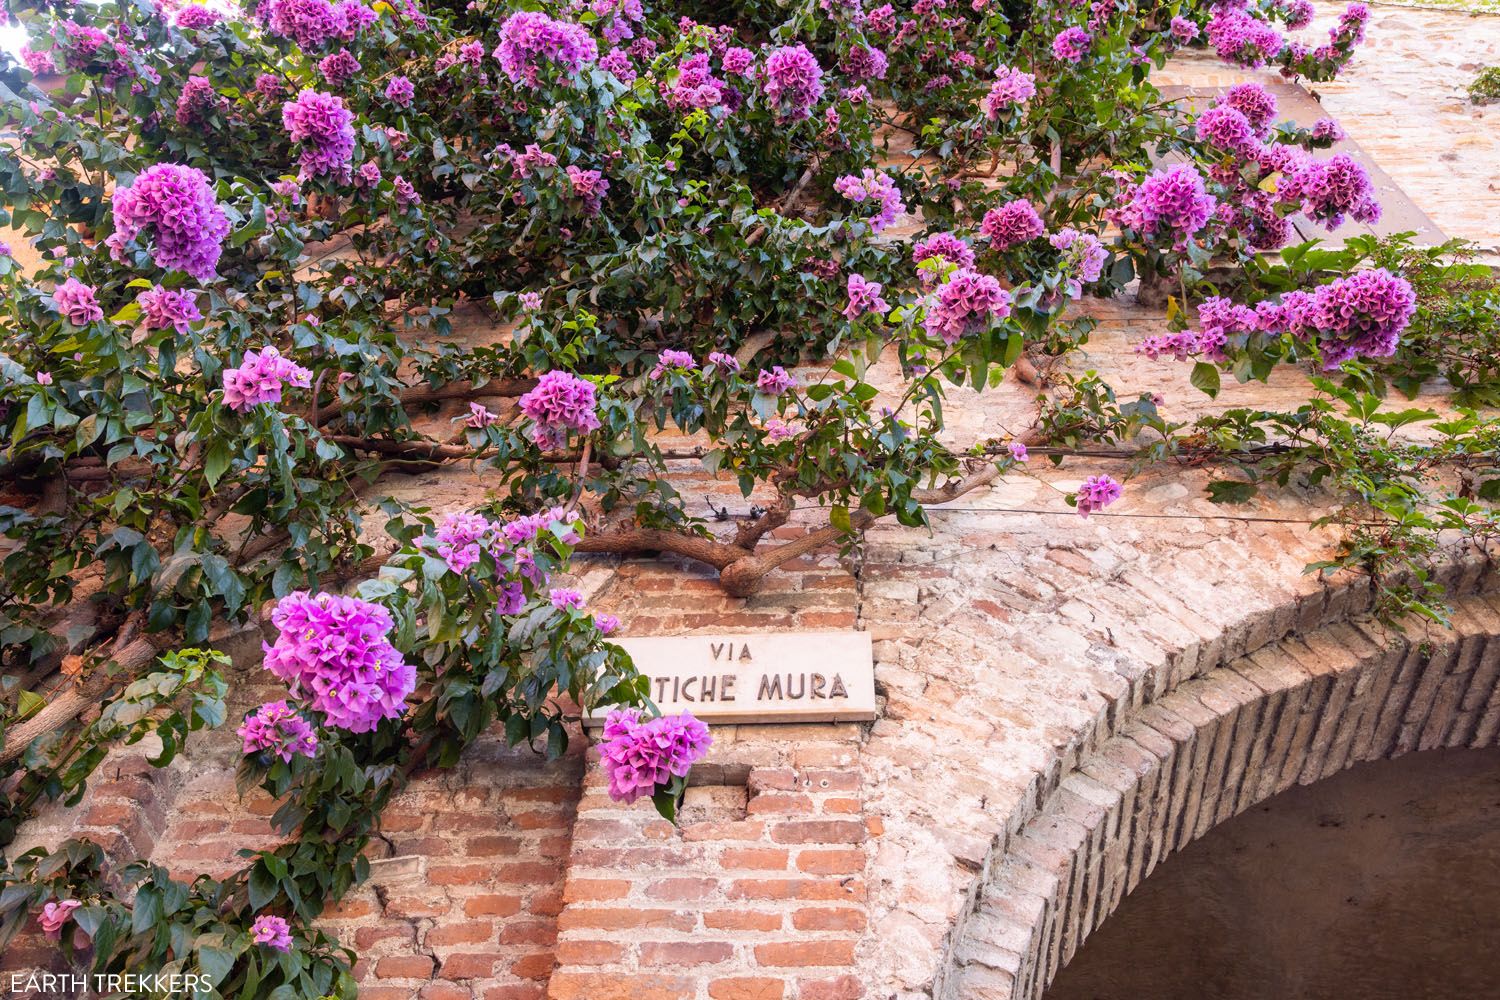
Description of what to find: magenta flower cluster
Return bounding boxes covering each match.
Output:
[983,65,1035,119]
[912,232,975,286]
[221,346,312,412]
[1050,229,1108,297]
[518,370,601,449]
[833,169,904,234]
[282,89,355,182]
[238,700,319,762]
[38,900,81,940]
[1206,6,1284,68]
[756,366,797,396]
[598,708,712,804]
[262,591,416,734]
[1299,268,1417,368]
[1169,16,1199,42]
[843,273,888,320]
[1278,153,1380,229]
[433,511,493,575]
[1122,164,1217,249]
[318,48,360,87]
[666,53,727,111]
[1076,475,1123,517]
[761,44,824,123]
[1052,27,1092,63]
[137,286,202,333]
[109,163,229,282]
[1223,82,1278,136]
[649,349,696,379]
[52,278,104,326]
[924,269,1012,345]
[981,199,1045,250]
[256,0,373,49]
[841,44,888,82]
[566,165,610,215]
[1195,105,1260,156]
[493,11,597,88]
[385,75,415,107]
[250,914,293,953]
[1139,270,1414,370]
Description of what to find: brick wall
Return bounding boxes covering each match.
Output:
[550,726,870,1000]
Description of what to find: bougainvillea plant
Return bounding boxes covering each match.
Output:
[0,0,1496,993]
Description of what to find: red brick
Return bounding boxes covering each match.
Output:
[385,894,451,918]
[728,878,805,901]
[555,940,625,965]
[798,975,865,1000]
[500,861,562,884]
[705,909,783,931]
[499,920,557,946]
[769,821,866,845]
[420,985,472,1000]
[753,940,857,967]
[796,849,865,875]
[480,983,546,1000]
[638,941,734,966]
[377,811,427,832]
[799,611,856,628]
[720,848,790,871]
[748,769,799,792]
[510,951,556,980]
[429,863,492,886]
[326,897,376,919]
[441,953,497,978]
[464,894,523,917]
[548,974,694,1000]
[375,955,436,979]
[681,820,765,842]
[646,877,720,901]
[513,809,570,830]
[467,835,523,856]
[709,978,785,1000]
[792,907,867,931]
[356,924,414,950]
[426,922,493,947]
[483,987,545,1000]
[532,886,565,916]
[556,907,695,932]
[747,794,815,815]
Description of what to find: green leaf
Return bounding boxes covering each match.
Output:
[1206,480,1258,504]
[1190,362,1221,399]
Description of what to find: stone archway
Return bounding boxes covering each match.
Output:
[938,593,1500,1000]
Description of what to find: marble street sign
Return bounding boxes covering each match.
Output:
[583,632,876,725]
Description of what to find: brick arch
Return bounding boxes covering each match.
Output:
[938,592,1500,1000]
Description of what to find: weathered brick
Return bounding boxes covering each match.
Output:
[791,907,866,932]
[797,975,865,1000]
[440,953,497,978]
[548,973,694,1000]
[752,940,856,967]
[705,909,784,931]
[464,894,524,917]
[795,849,864,875]
[708,977,786,1000]
[375,955,436,979]
[768,820,866,845]
[638,941,735,966]
[720,848,790,871]
[556,907,696,932]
